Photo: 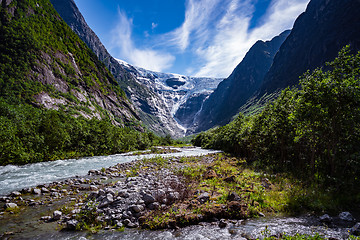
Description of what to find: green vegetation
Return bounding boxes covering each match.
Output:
[0,100,177,165]
[193,46,360,210]
[0,0,180,165]
[142,153,336,229]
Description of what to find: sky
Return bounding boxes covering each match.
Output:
[74,0,310,78]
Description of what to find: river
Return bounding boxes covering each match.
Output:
[0,147,220,196]
[0,147,355,239]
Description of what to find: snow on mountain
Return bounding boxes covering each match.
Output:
[116,59,223,134]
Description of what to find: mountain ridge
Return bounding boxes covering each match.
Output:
[190,30,291,133]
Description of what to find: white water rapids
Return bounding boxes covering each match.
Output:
[0,147,220,196]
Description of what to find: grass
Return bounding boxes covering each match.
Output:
[142,153,351,229]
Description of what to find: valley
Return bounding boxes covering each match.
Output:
[1,0,360,239]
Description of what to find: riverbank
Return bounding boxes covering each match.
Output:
[1,151,359,239]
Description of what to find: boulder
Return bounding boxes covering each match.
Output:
[319,214,332,224]
[66,219,79,230]
[89,185,98,191]
[198,192,210,204]
[41,187,50,193]
[52,210,62,220]
[142,193,155,205]
[219,219,227,228]
[350,222,360,236]
[5,203,18,209]
[147,202,160,210]
[129,205,143,213]
[339,212,354,222]
[40,216,52,221]
[33,188,41,195]
[10,191,21,197]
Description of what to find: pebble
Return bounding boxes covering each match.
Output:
[52,210,62,221]
[33,188,41,195]
[5,203,18,209]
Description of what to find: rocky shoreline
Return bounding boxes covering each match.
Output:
[1,152,360,239]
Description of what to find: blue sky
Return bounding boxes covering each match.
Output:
[74,0,310,78]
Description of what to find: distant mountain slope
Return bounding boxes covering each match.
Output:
[50,0,192,137]
[117,60,223,133]
[0,0,139,126]
[191,30,290,133]
[259,0,360,95]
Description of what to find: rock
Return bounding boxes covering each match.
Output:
[99,194,114,208]
[66,219,79,230]
[198,192,210,204]
[5,203,18,209]
[130,205,144,213]
[51,192,60,198]
[41,187,50,193]
[142,193,155,205]
[10,191,21,197]
[168,192,180,202]
[350,222,360,236]
[339,212,354,222]
[89,185,98,191]
[123,219,138,228]
[219,219,227,228]
[53,210,62,220]
[87,191,99,200]
[115,220,123,228]
[98,189,106,196]
[147,202,160,210]
[228,192,241,202]
[40,216,52,221]
[118,191,129,198]
[105,188,116,196]
[204,170,217,179]
[319,214,332,223]
[258,212,266,218]
[33,188,41,195]
[154,189,166,200]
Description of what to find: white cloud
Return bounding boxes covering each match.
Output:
[151,22,158,30]
[191,0,310,77]
[111,10,174,72]
[110,0,309,77]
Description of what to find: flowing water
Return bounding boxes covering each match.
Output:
[0,147,355,239]
[38,216,351,239]
[0,147,220,196]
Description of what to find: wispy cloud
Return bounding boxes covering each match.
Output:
[111,10,174,72]
[110,0,309,77]
[186,0,310,77]
[151,22,158,30]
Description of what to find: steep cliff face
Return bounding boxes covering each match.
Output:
[259,0,360,94]
[50,0,191,137]
[118,60,223,136]
[0,0,140,127]
[191,30,290,133]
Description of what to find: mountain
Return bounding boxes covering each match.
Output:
[0,0,139,127]
[50,0,194,138]
[259,0,360,95]
[190,30,290,133]
[117,60,223,134]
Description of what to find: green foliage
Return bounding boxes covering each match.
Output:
[0,100,165,165]
[193,46,360,195]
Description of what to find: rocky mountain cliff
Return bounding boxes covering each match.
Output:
[191,30,290,133]
[117,60,223,134]
[50,0,193,138]
[259,0,360,95]
[0,0,140,127]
